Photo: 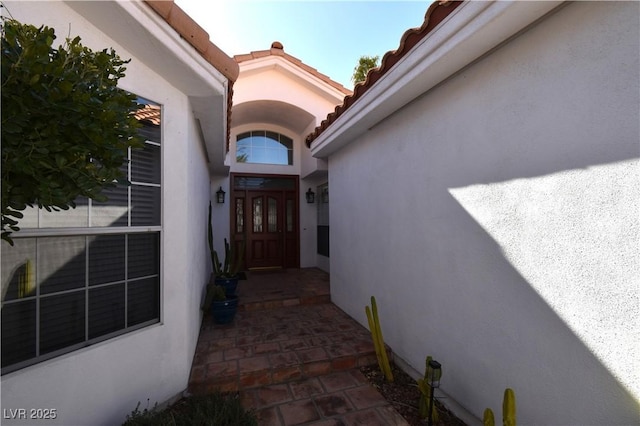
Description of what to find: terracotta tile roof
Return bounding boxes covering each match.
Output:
[143,0,238,151]
[134,103,161,125]
[305,0,463,147]
[234,42,353,96]
[144,1,238,82]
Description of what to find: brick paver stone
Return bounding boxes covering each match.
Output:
[256,406,281,426]
[315,392,354,417]
[279,399,320,424]
[256,384,292,408]
[297,347,329,363]
[288,377,325,400]
[238,355,270,372]
[319,371,359,392]
[188,270,411,425]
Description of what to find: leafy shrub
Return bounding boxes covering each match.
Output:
[123,393,258,426]
[1,17,143,244]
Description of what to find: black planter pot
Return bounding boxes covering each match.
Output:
[215,276,239,297]
[210,295,239,324]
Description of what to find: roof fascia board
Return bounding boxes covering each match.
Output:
[239,56,348,103]
[310,0,564,158]
[126,0,231,176]
[65,0,231,176]
[120,1,229,94]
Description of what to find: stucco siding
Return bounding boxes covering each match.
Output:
[234,68,341,122]
[1,2,219,424]
[328,2,639,424]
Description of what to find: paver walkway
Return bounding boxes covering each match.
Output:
[189,268,409,425]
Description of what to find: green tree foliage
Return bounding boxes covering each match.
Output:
[351,55,379,85]
[1,18,143,244]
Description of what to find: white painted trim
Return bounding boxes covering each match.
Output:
[310,0,564,158]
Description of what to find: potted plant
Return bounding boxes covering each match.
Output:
[202,284,239,324]
[208,201,244,297]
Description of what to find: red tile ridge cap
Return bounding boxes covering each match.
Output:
[144,1,239,82]
[234,42,353,97]
[305,0,463,148]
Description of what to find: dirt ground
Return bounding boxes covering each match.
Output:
[360,363,467,426]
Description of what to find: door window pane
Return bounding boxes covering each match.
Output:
[234,176,296,190]
[286,199,294,233]
[236,198,244,234]
[268,197,278,233]
[253,198,263,233]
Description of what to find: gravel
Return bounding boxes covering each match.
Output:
[360,363,467,426]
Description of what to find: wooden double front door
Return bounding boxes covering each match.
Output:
[231,175,299,270]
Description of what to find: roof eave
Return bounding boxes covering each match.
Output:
[309,0,564,158]
[69,0,237,177]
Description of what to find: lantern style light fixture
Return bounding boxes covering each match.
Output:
[427,359,441,388]
[305,188,315,203]
[321,187,329,203]
[216,186,226,204]
[427,359,442,426]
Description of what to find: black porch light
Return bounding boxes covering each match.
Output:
[305,188,315,203]
[427,359,441,388]
[216,186,226,204]
[427,359,442,426]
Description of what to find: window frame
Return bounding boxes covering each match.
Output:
[1,97,163,375]
[236,130,294,166]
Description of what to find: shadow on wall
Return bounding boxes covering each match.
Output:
[335,160,639,423]
[1,225,160,373]
[437,164,638,423]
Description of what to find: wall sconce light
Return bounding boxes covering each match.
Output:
[305,188,315,203]
[216,186,226,204]
[426,359,442,426]
[321,187,329,203]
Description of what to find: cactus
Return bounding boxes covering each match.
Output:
[417,355,441,422]
[483,408,495,426]
[503,388,516,426]
[365,296,393,382]
[209,201,244,278]
[18,259,34,298]
[483,388,516,426]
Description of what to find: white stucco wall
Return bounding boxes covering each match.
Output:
[233,66,342,122]
[222,60,344,270]
[1,2,217,424]
[327,2,639,424]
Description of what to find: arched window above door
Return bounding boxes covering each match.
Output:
[236,130,293,165]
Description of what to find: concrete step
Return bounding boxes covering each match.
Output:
[239,294,332,312]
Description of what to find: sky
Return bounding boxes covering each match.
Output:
[174,1,435,88]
